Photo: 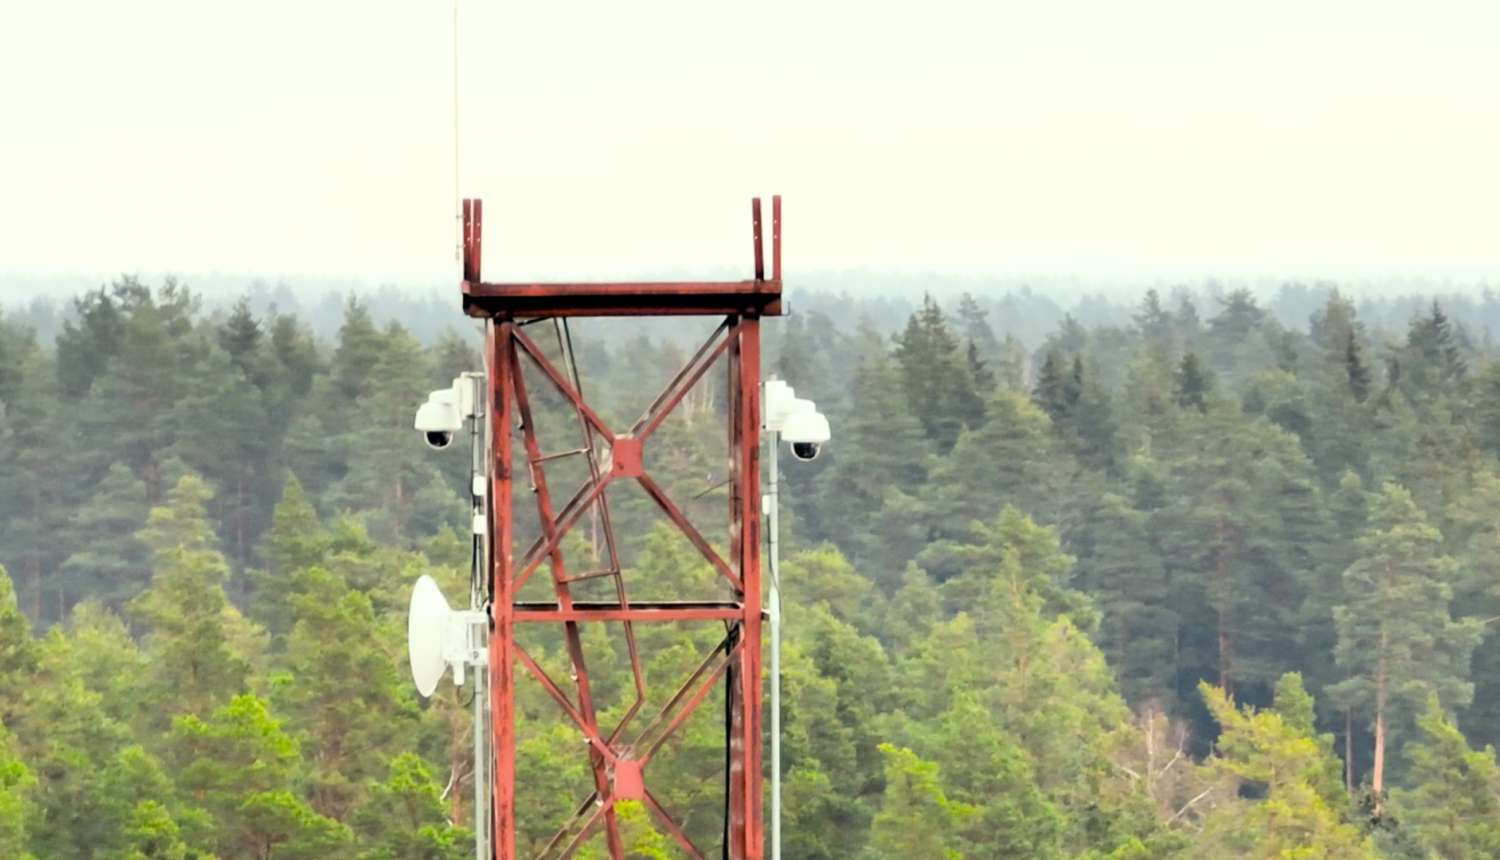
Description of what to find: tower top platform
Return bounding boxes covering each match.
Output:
[458,197,784,319]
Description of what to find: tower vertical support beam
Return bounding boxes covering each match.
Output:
[726,316,764,860]
[489,320,516,860]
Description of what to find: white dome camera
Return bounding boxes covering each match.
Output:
[415,383,468,450]
[780,409,831,461]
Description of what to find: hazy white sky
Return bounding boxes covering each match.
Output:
[2,1,1498,283]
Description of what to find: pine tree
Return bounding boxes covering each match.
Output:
[327,322,460,544]
[1193,682,1378,859]
[94,745,209,860]
[917,391,1053,555]
[352,754,469,860]
[867,745,972,860]
[129,475,250,725]
[73,279,203,503]
[1345,334,1372,403]
[274,566,420,821]
[1173,292,1202,354]
[9,625,134,860]
[217,298,263,376]
[996,333,1027,391]
[63,602,148,731]
[0,724,36,860]
[881,564,941,656]
[1329,483,1483,799]
[250,475,331,644]
[1208,289,1268,339]
[1133,288,1174,343]
[1392,695,1500,859]
[1072,492,1176,706]
[166,347,277,570]
[1271,673,1347,811]
[1156,408,1319,699]
[892,295,985,452]
[1406,300,1467,385]
[931,695,1064,859]
[331,297,386,404]
[57,462,151,612]
[54,282,128,399]
[0,317,77,623]
[1446,470,1500,750]
[1031,349,1077,423]
[0,565,37,728]
[1172,352,1211,413]
[896,511,1173,858]
[172,695,350,859]
[955,292,1000,360]
[964,340,996,393]
[817,351,932,582]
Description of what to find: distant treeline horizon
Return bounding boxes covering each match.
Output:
[7,270,1500,355]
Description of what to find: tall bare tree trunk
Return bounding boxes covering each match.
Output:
[1215,521,1235,697]
[1373,642,1388,803]
[1344,710,1353,792]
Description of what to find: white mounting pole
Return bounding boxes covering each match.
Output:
[466,372,489,860]
[473,648,487,860]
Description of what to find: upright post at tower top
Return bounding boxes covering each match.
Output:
[461,198,782,860]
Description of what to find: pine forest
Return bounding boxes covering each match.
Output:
[6,276,1500,860]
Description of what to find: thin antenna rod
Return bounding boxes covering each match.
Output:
[454,0,461,268]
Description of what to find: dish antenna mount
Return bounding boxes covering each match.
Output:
[407,574,488,697]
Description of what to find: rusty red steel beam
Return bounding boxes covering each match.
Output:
[511,327,617,439]
[729,317,765,860]
[752,198,764,281]
[513,475,611,594]
[625,633,733,755]
[556,803,609,860]
[512,643,618,764]
[462,281,783,319]
[510,335,624,857]
[742,320,767,860]
[630,320,741,442]
[462,283,780,316]
[643,791,707,860]
[641,642,740,763]
[472,199,483,282]
[514,473,609,581]
[538,792,601,860]
[489,321,517,860]
[514,603,746,623]
[634,472,741,593]
[725,322,748,859]
[548,316,648,749]
[628,317,731,438]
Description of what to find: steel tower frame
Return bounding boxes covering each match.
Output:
[462,197,782,860]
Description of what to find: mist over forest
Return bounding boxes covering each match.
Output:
[7,269,1500,349]
[5,272,1500,858]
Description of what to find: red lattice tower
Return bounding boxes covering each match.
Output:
[462,198,782,860]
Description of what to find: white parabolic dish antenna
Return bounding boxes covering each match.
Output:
[408,574,453,697]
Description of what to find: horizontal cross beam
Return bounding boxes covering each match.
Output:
[512,601,757,623]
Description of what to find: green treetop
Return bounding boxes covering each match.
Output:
[1193,682,1379,860]
[129,475,250,725]
[1329,482,1483,799]
[1390,695,1500,859]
